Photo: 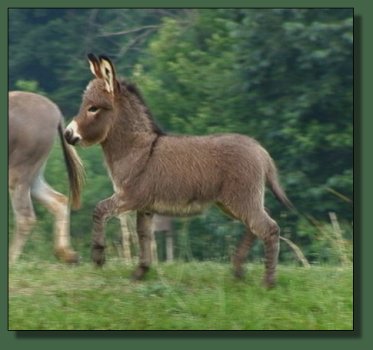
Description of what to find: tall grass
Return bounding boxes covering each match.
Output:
[304,212,353,266]
[9,260,353,330]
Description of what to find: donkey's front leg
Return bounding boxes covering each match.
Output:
[132,211,154,280]
[91,196,121,266]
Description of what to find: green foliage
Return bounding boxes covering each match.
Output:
[9,261,352,330]
[14,79,43,93]
[9,9,179,116]
[228,9,353,220]
[134,9,353,261]
[136,11,242,134]
[9,9,353,265]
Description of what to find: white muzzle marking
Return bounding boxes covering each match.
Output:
[65,120,82,145]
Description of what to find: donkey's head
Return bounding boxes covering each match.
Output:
[64,54,121,146]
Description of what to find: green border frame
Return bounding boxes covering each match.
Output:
[2,0,368,349]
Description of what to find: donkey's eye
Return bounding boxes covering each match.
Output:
[88,106,99,113]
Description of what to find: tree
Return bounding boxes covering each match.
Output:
[9,8,353,263]
[134,9,353,261]
[9,9,182,116]
[230,9,353,219]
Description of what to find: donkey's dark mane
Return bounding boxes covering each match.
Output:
[64,54,292,287]
[119,79,165,136]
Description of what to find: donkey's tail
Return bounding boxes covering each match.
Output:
[57,120,85,209]
[266,158,293,210]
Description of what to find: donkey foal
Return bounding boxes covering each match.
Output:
[65,54,291,288]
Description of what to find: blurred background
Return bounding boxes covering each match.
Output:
[8,8,353,266]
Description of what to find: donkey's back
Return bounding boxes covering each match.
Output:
[136,133,275,216]
[64,54,291,287]
[9,91,61,174]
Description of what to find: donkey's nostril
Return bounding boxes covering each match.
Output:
[64,129,72,139]
[64,129,73,143]
[64,129,81,145]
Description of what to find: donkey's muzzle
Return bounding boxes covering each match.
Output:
[64,128,81,146]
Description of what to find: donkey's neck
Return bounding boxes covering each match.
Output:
[102,128,157,159]
[118,89,161,133]
[100,87,163,183]
[101,120,159,186]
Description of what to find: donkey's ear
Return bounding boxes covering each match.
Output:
[99,55,119,95]
[87,53,102,78]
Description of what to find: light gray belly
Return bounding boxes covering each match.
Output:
[148,201,210,217]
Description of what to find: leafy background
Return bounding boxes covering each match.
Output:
[9,8,353,265]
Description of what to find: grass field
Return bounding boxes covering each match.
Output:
[9,260,353,330]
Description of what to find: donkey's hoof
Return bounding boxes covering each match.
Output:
[91,248,106,267]
[55,248,80,264]
[233,267,246,280]
[92,256,106,267]
[263,277,277,289]
[131,266,149,281]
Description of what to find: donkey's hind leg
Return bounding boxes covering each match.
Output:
[247,209,280,288]
[232,229,257,279]
[221,200,280,288]
[9,185,36,264]
[31,174,79,263]
[217,202,257,279]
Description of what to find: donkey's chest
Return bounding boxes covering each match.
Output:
[105,165,122,194]
[105,157,134,193]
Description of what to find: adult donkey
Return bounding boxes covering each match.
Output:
[65,54,292,287]
[9,91,84,264]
